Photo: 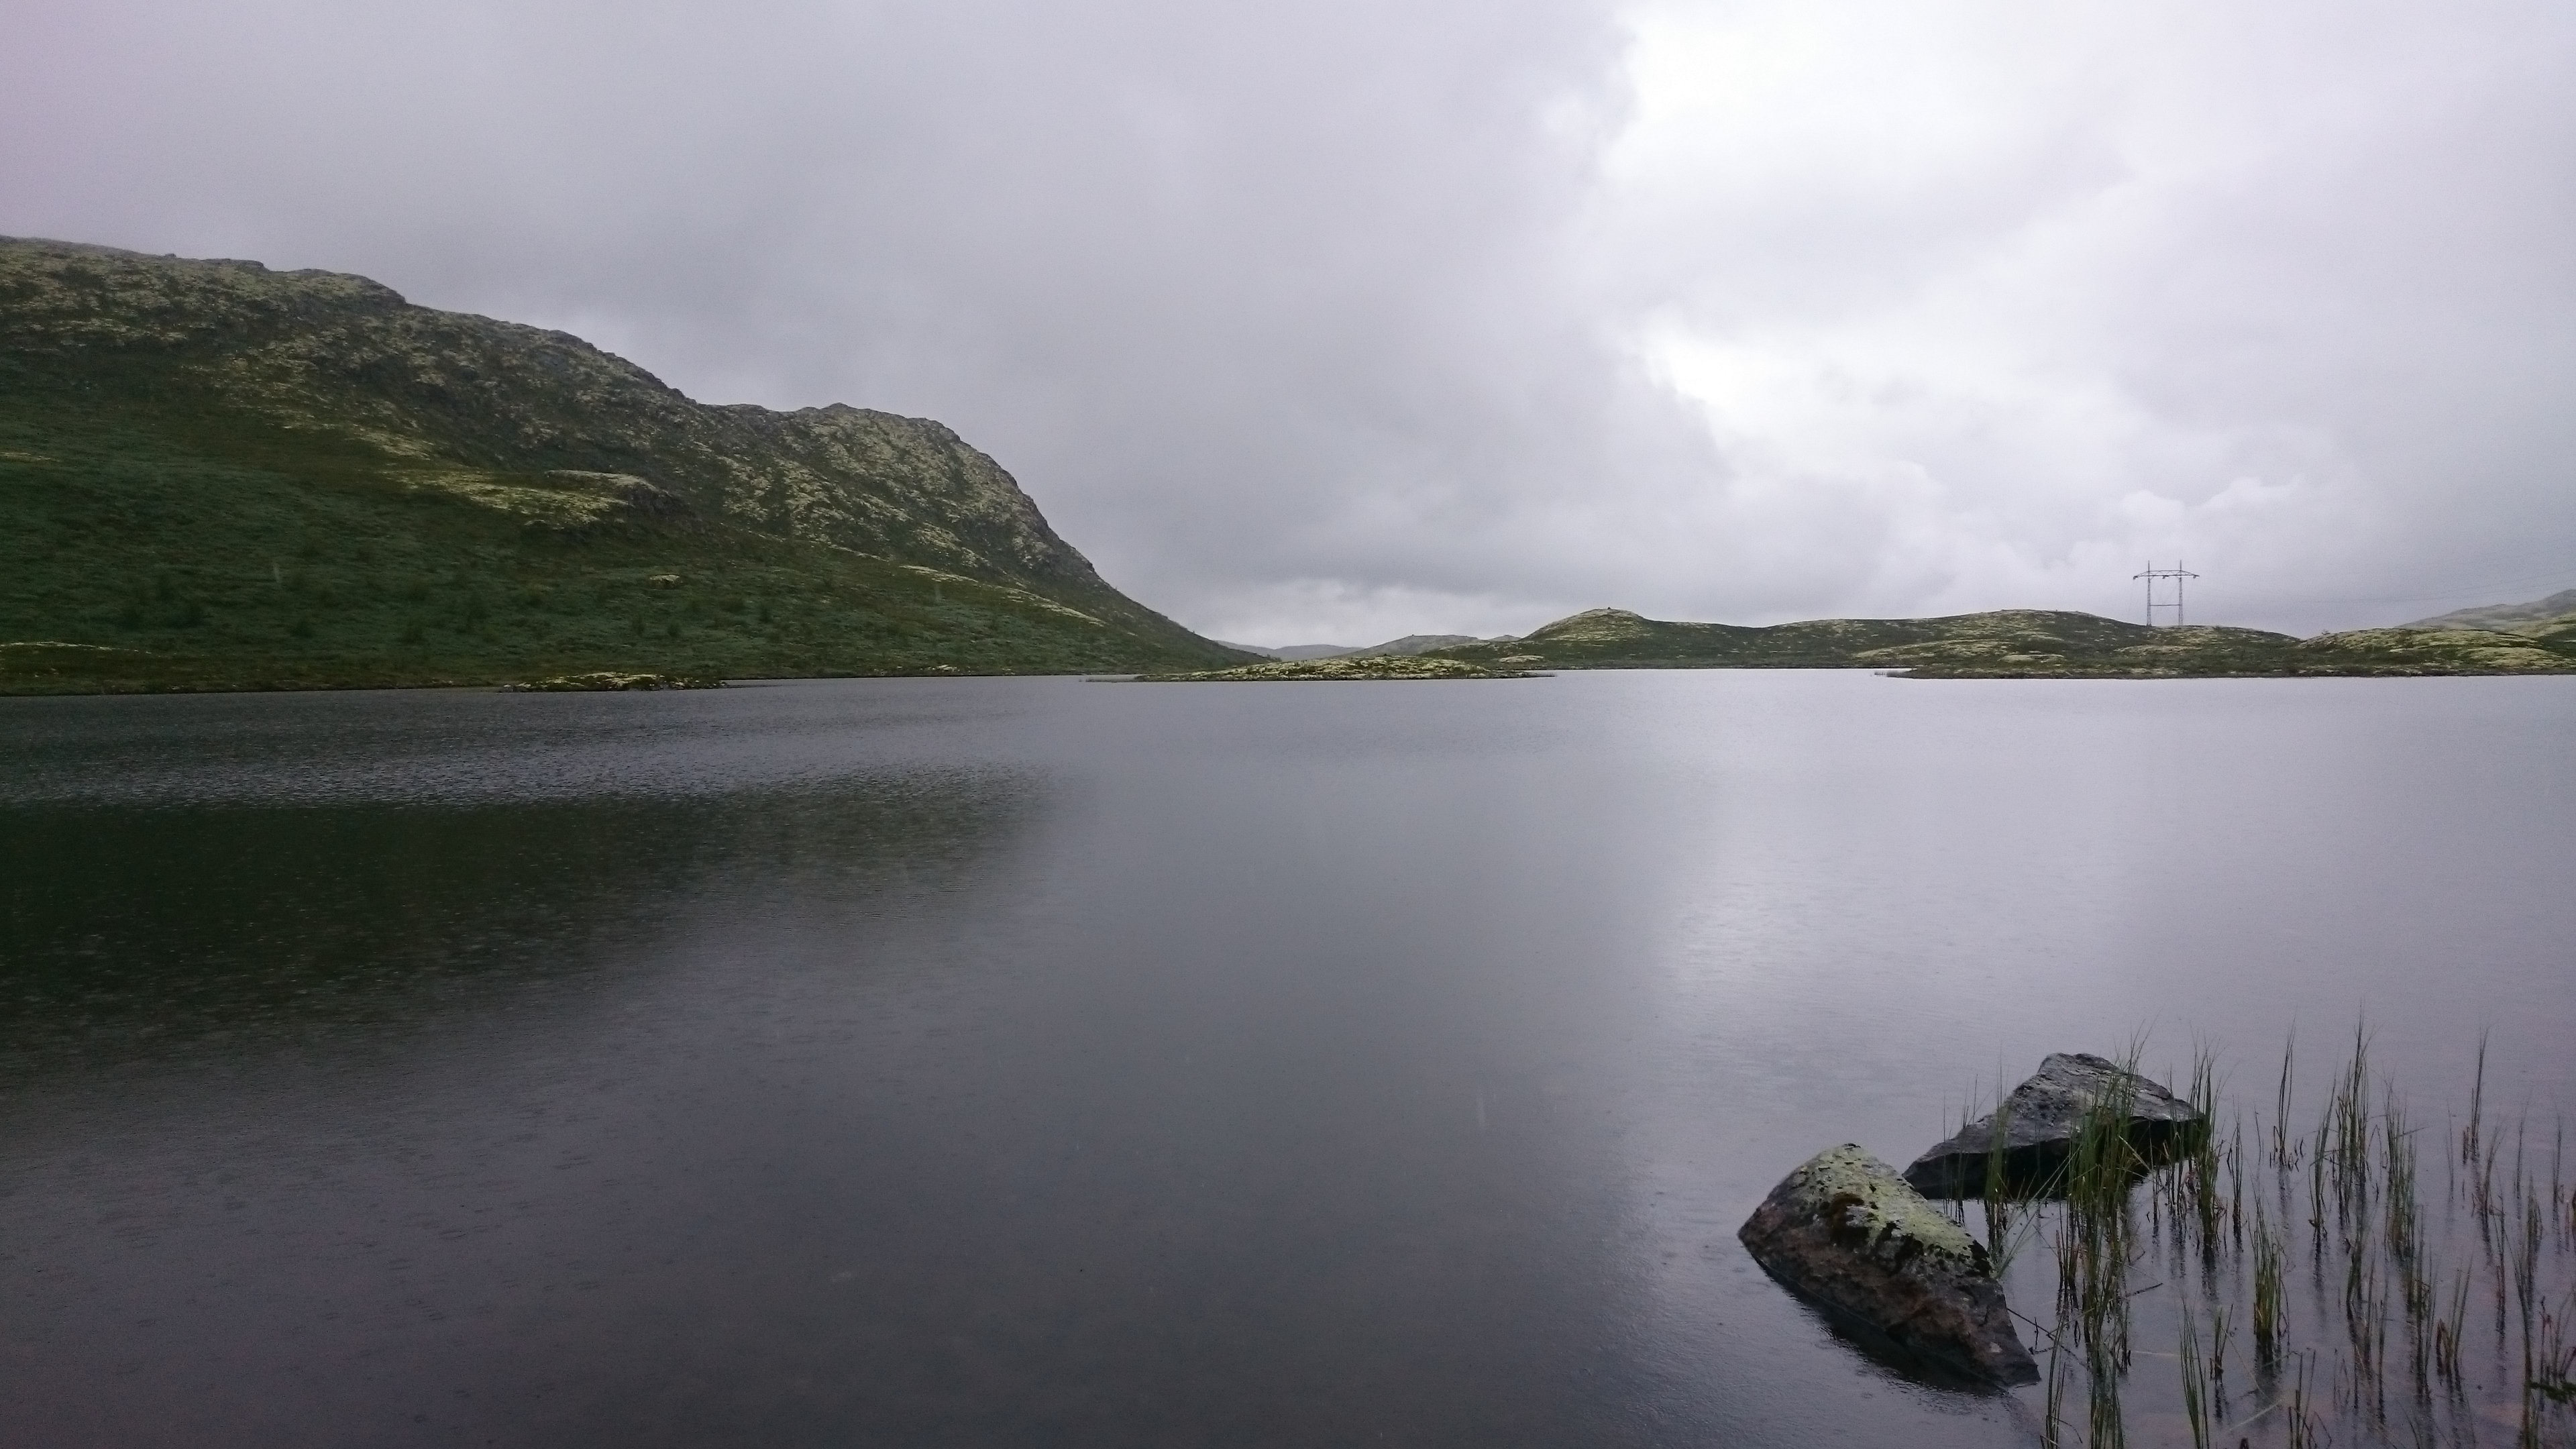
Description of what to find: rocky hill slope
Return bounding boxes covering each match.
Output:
[1425,606,2576,677]
[2402,588,2576,634]
[0,237,1244,692]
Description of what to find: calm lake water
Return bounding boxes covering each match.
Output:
[4,672,2571,1447]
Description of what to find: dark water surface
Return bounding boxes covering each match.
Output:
[4,673,2571,1447]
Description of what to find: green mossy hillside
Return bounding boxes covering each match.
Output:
[0,237,1247,693]
[0,407,1226,692]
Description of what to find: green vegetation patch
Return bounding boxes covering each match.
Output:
[0,412,1231,694]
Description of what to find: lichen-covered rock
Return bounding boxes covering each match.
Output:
[1739,1145,2039,1385]
[1741,1139,2040,1371]
[1902,1053,2204,1199]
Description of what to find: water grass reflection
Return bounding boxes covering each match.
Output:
[1951,1028,2575,1447]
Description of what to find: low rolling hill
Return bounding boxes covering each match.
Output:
[1424,606,2576,677]
[1222,633,1492,661]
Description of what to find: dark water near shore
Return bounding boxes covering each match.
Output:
[4,672,2571,1447]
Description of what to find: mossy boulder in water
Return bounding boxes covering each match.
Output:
[1738,1144,2039,1386]
[1902,1053,2203,1198]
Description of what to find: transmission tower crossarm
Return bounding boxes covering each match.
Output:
[2132,561,2201,627]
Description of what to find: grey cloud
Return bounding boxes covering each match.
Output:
[5,0,2570,641]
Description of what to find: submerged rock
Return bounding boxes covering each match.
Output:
[1739,1144,2039,1386]
[1902,1053,2204,1199]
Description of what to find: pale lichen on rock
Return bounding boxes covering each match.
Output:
[1738,1144,2039,1386]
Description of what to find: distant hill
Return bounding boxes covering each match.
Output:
[1423,606,2576,677]
[1352,633,1488,656]
[0,237,1248,693]
[2402,588,2576,633]
[1253,643,1369,661]
[1224,633,1491,661]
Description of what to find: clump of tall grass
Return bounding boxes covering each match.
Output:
[2253,1199,2288,1368]
[1994,1023,2573,1449]
[2035,1051,2157,1449]
[2286,1350,2319,1449]
[1985,1097,2023,1270]
[2180,1308,2212,1449]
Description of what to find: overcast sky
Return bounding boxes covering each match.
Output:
[8,0,2571,643]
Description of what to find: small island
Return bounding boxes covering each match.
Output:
[1128,656,1537,682]
[498,672,725,692]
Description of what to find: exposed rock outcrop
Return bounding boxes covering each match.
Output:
[1902,1053,2204,1199]
[1738,1144,2040,1386]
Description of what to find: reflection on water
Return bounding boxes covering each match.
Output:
[2,674,2571,1447]
[1,779,1043,1061]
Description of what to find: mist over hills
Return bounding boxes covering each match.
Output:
[0,237,1246,692]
